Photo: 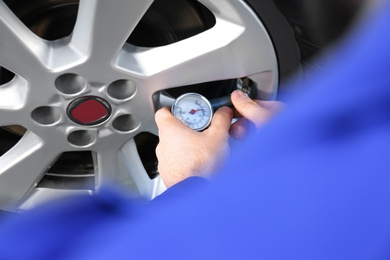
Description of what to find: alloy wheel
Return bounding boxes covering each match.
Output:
[0,0,279,211]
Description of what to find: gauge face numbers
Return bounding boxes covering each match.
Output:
[171,93,213,131]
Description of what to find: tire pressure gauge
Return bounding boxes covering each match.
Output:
[169,78,254,131]
[171,93,213,131]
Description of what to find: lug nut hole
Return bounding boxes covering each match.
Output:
[31,106,61,125]
[55,74,86,95]
[113,114,140,132]
[68,130,96,147]
[107,80,136,100]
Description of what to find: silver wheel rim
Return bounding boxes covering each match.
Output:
[0,0,278,211]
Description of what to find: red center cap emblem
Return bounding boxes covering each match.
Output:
[67,96,111,125]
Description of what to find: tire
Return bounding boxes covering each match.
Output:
[0,0,362,212]
[246,0,301,85]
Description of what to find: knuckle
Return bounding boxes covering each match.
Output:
[243,100,259,110]
[217,107,233,119]
[211,109,232,130]
[155,144,162,158]
[241,101,262,116]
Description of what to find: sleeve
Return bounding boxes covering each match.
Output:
[0,177,207,260]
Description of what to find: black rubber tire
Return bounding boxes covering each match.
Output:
[245,0,302,85]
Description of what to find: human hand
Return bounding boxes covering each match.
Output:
[155,106,233,188]
[229,90,285,139]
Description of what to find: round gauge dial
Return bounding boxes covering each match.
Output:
[171,93,213,131]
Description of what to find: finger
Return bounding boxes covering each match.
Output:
[155,107,173,126]
[229,118,248,139]
[155,107,189,130]
[208,106,233,134]
[255,100,285,113]
[231,90,270,127]
[232,107,243,118]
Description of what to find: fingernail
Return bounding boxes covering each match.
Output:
[230,125,245,139]
[233,90,247,99]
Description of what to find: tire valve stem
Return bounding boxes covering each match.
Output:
[236,77,255,97]
[210,77,256,111]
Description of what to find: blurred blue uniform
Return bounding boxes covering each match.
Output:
[1,1,390,259]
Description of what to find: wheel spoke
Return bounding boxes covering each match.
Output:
[95,139,164,199]
[141,115,159,137]
[0,131,60,211]
[118,139,165,199]
[0,2,48,78]
[122,92,159,135]
[71,0,154,64]
[0,108,23,126]
[117,16,276,93]
[0,76,28,110]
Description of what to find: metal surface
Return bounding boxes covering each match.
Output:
[0,0,278,211]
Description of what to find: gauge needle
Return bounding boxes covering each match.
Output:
[189,109,204,114]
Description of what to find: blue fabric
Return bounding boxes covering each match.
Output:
[1,1,390,259]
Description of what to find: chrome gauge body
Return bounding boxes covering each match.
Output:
[171,93,213,131]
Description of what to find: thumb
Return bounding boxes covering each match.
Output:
[231,90,270,127]
[155,107,189,131]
